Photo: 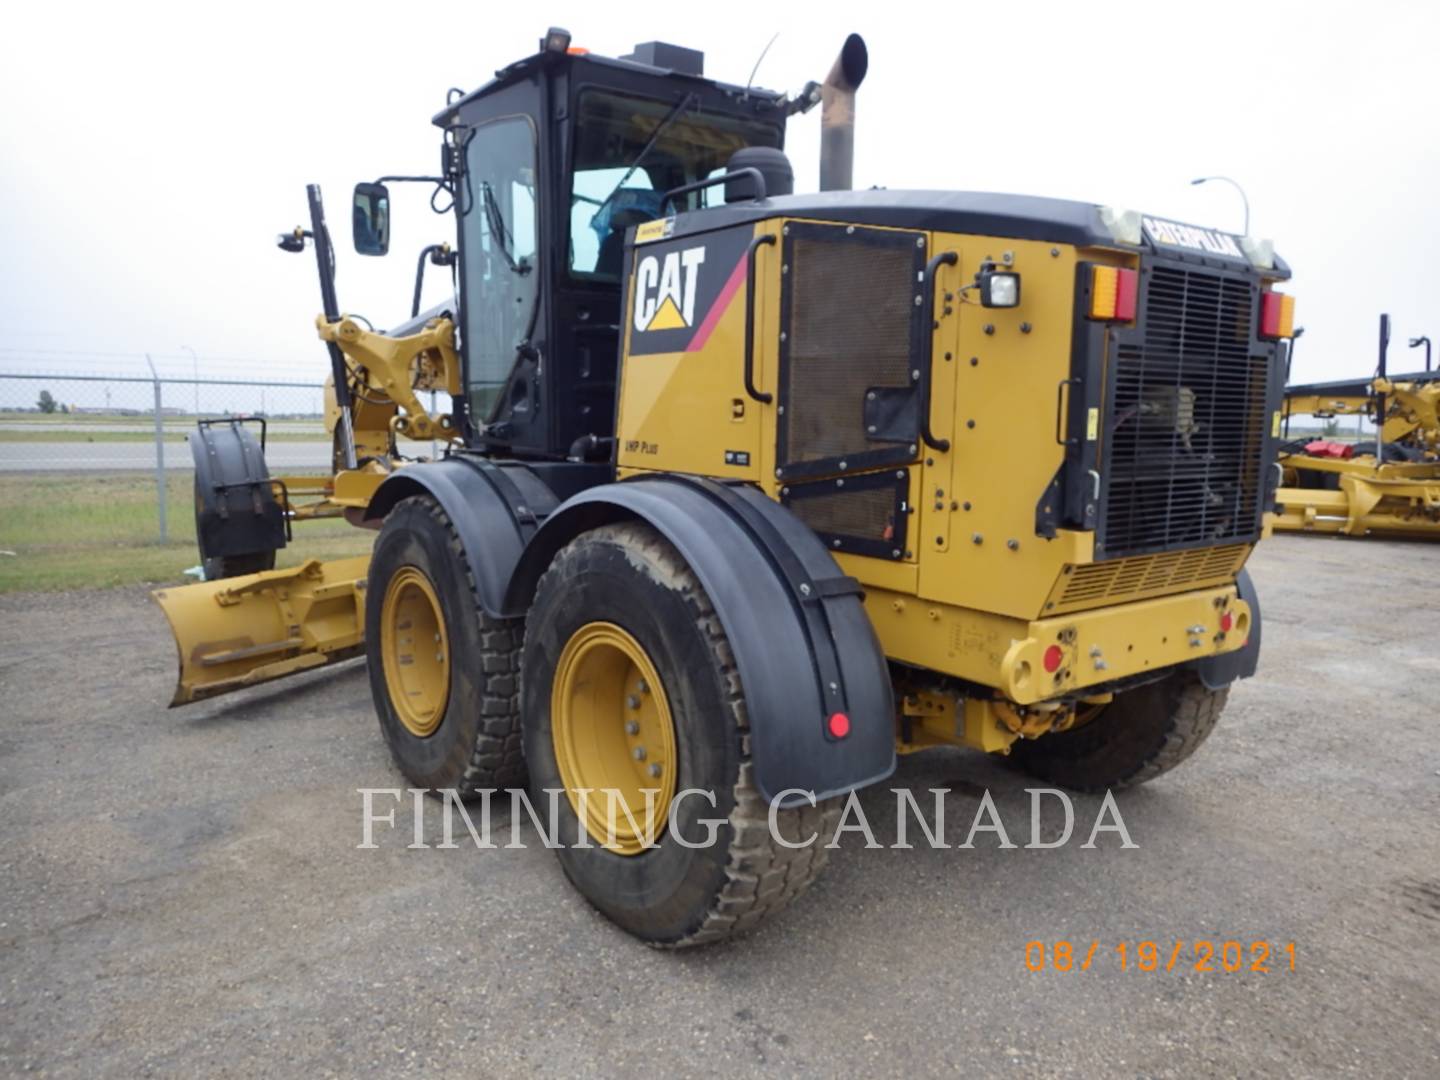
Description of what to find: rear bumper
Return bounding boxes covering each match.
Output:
[1000,584,1248,704]
[867,582,1249,706]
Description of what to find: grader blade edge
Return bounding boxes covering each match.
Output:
[153,555,371,707]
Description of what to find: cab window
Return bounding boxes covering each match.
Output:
[568,90,781,279]
[460,115,539,422]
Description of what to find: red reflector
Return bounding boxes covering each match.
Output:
[1220,612,1234,633]
[1260,293,1281,336]
[1114,268,1139,321]
[827,712,850,739]
[1043,645,1063,673]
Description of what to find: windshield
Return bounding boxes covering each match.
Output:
[569,90,782,279]
[460,116,538,422]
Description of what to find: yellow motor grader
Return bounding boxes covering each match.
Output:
[156,29,1294,946]
[1274,314,1440,538]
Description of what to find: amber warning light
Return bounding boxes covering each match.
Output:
[1088,265,1138,322]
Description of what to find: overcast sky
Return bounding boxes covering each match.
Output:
[2,0,1436,383]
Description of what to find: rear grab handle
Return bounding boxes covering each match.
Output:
[921,250,957,452]
[1055,377,1081,447]
[743,234,776,405]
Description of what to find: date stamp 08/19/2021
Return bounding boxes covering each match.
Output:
[1026,940,1297,974]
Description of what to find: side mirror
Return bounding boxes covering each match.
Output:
[353,182,391,256]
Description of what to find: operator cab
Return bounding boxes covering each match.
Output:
[428,34,794,460]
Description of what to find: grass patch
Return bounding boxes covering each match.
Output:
[0,471,373,592]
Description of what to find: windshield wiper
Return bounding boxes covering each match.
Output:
[591,92,698,225]
[481,181,531,276]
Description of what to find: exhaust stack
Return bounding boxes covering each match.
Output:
[819,34,868,191]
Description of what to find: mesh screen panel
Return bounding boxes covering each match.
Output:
[780,229,920,472]
[790,485,896,541]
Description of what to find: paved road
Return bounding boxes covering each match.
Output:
[0,440,331,471]
[1,537,1437,1076]
[0,422,323,435]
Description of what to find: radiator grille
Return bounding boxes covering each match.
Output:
[1046,544,1250,614]
[777,225,923,478]
[1100,266,1269,557]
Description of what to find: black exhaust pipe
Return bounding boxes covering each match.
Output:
[819,34,868,191]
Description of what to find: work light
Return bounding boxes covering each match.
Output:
[543,27,572,53]
[979,270,1021,308]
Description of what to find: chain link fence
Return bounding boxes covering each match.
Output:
[1,363,449,546]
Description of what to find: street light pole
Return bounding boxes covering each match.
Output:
[1408,335,1432,373]
[1190,175,1250,236]
[181,344,200,417]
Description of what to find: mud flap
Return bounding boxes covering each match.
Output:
[153,556,369,706]
[505,476,896,805]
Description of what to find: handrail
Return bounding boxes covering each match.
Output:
[920,251,957,451]
[661,167,767,213]
[743,234,777,405]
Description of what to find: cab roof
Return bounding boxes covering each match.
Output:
[433,45,787,129]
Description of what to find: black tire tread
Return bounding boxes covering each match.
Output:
[1012,674,1226,793]
[1124,677,1226,787]
[533,522,842,948]
[399,495,525,795]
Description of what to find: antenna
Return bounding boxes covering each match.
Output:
[744,32,780,98]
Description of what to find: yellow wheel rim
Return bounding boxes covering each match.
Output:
[380,567,451,738]
[551,621,677,856]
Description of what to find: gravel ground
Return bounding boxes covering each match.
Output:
[1,535,1437,1077]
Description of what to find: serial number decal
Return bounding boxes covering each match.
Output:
[633,217,675,244]
[1025,940,1296,973]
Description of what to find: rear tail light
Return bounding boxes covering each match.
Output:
[1260,291,1296,339]
[1088,265,1138,322]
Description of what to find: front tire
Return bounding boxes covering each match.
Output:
[1009,672,1226,792]
[366,495,525,795]
[521,523,840,947]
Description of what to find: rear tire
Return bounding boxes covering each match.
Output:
[366,495,525,795]
[521,523,841,947]
[1009,672,1225,792]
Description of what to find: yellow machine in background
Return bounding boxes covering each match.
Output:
[155,28,1294,948]
[1274,314,1440,539]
